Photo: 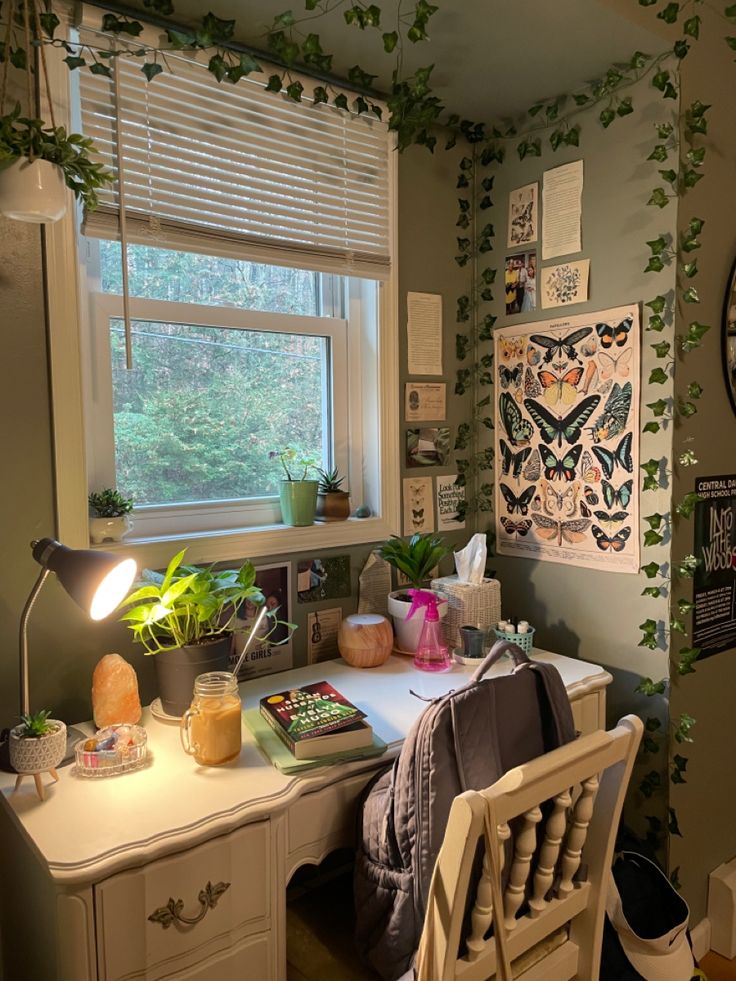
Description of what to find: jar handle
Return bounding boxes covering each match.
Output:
[180,707,200,756]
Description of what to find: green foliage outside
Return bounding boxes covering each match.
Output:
[99,243,327,506]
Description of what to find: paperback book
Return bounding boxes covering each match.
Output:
[259,681,371,759]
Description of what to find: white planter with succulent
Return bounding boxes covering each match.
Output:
[9,710,67,800]
[89,488,134,544]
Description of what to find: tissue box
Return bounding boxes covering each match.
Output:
[430,575,502,650]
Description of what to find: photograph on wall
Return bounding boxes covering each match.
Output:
[504,252,537,316]
[494,304,640,573]
[307,608,342,664]
[436,475,466,531]
[541,259,590,309]
[403,476,434,534]
[231,562,293,679]
[507,181,538,248]
[406,427,451,468]
[297,555,351,604]
[692,474,736,658]
[405,382,446,422]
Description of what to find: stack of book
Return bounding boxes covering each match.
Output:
[259,681,373,760]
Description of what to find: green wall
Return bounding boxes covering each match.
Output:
[0,141,469,730]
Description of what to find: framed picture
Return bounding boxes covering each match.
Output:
[723,257,736,417]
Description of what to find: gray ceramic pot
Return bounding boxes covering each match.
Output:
[154,636,232,717]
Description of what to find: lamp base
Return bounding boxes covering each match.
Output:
[0,725,87,773]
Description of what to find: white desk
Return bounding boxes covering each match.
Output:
[0,651,611,981]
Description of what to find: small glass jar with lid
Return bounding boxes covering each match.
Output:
[180,671,242,766]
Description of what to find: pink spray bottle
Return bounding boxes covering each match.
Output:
[407,589,452,673]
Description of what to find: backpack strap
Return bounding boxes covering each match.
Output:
[469,639,530,684]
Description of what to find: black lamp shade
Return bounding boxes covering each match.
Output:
[32,538,137,620]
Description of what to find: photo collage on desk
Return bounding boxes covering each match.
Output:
[494,304,640,573]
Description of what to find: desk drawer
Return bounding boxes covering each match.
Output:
[288,772,377,861]
[96,821,270,981]
[571,691,604,736]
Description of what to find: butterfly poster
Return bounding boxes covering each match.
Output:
[403,476,434,534]
[494,304,641,573]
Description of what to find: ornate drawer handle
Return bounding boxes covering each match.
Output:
[148,880,231,929]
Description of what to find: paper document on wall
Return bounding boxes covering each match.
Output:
[542,160,583,260]
[407,292,443,375]
[357,552,392,616]
[307,608,342,663]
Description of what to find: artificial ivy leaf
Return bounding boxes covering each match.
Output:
[635,679,666,699]
[348,65,378,89]
[673,712,696,743]
[646,295,667,314]
[642,585,662,597]
[89,62,113,77]
[645,256,665,273]
[679,449,698,466]
[265,74,283,92]
[647,315,665,332]
[674,554,699,577]
[683,168,704,188]
[565,125,580,146]
[641,561,661,579]
[573,92,590,106]
[678,598,695,614]
[201,12,236,41]
[647,235,668,255]
[648,144,669,163]
[141,61,163,81]
[208,53,228,82]
[479,195,493,210]
[166,28,195,47]
[333,93,349,110]
[648,187,670,208]
[39,11,60,37]
[652,69,671,91]
[657,3,681,24]
[643,475,659,491]
[643,421,661,434]
[670,617,686,634]
[727,4,736,19]
[676,491,701,517]
[677,399,697,417]
[600,108,616,129]
[689,216,705,235]
[64,55,86,70]
[644,529,664,547]
[726,35,736,50]
[650,342,671,360]
[682,286,699,303]
[674,39,690,59]
[647,397,669,416]
[656,122,674,139]
[617,96,634,117]
[641,459,661,478]
[684,14,701,36]
[687,380,704,399]
[682,260,698,278]
[640,771,661,798]
[659,168,678,186]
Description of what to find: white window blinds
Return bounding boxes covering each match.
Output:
[78,31,393,278]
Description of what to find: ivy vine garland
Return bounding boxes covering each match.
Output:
[0,0,728,864]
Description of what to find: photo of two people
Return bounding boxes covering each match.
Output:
[504,252,537,316]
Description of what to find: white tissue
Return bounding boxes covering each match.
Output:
[453,533,487,585]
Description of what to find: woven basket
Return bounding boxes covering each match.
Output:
[430,575,502,650]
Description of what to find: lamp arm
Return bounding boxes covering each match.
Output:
[19,567,50,717]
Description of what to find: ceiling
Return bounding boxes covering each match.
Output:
[126,0,665,121]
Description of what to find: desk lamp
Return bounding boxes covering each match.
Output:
[2,538,137,769]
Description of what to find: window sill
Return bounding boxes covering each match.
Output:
[89,515,395,568]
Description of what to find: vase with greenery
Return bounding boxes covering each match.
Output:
[9,709,67,786]
[88,488,135,544]
[378,533,452,654]
[120,549,292,716]
[0,104,112,222]
[315,466,351,522]
[270,446,320,527]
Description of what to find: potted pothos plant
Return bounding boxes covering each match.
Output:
[270,446,320,527]
[9,709,67,782]
[315,466,351,522]
[120,549,293,717]
[379,533,451,653]
[88,488,135,544]
[0,104,112,223]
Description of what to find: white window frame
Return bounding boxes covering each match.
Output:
[85,291,351,537]
[43,18,400,566]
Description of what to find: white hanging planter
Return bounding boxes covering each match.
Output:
[0,158,67,223]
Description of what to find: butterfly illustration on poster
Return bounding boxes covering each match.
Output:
[494,304,640,573]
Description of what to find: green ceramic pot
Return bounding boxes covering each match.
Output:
[279,480,319,526]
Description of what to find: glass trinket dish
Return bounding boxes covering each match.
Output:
[74,723,148,777]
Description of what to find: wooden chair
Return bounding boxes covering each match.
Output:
[414,715,643,981]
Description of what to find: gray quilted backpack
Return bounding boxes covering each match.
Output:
[354,639,576,980]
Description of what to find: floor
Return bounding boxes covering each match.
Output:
[702,951,736,981]
[286,853,380,981]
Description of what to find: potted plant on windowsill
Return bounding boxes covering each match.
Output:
[315,467,351,522]
[378,533,451,654]
[0,104,112,223]
[119,549,293,717]
[88,488,135,544]
[271,446,320,527]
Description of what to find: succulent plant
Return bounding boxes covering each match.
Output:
[317,467,346,493]
[88,488,134,517]
[18,709,55,738]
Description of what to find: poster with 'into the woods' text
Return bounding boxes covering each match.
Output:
[494,304,640,573]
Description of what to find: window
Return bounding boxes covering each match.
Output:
[83,241,358,536]
[46,15,399,561]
